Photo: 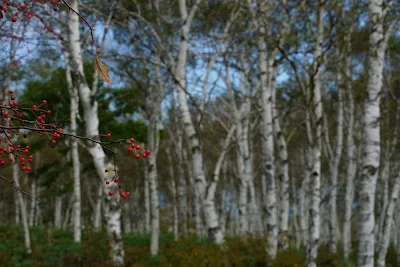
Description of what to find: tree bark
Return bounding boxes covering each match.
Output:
[68,1,123,263]
[357,0,388,266]
[13,163,31,254]
[175,0,224,243]
[377,175,400,267]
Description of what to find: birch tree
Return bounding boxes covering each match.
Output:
[357,0,397,265]
[307,2,324,266]
[67,1,124,264]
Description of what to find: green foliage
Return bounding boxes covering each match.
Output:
[1,228,389,267]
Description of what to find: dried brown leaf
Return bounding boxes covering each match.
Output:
[94,57,112,84]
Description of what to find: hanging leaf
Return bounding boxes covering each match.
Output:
[94,57,112,85]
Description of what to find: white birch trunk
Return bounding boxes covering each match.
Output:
[54,196,62,228]
[176,0,223,243]
[377,160,390,246]
[29,180,36,227]
[147,119,160,256]
[343,28,356,259]
[68,1,123,263]
[236,119,249,235]
[63,48,81,242]
[94,184,103,231]
[307,3,324,266]
[357,0,387,266]
[15,191,20,225]
[144,170,150,233]
[258,34,278,259]
[272,68,290,250]
[203,125,236,244]
[177,133,187,235]
[13,163,31,254]
[167,153,179,240]
[123,202,132,234]
[327,69,344,254]
[377,175,400,267]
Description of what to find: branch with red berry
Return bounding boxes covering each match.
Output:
[1,90,150,201]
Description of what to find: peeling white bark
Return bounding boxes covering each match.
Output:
[377,175,400,267]
[176,0,224,243]
[326,64,344,254]
[68,1,123,263]
[306,3,324,266]
[357,0,388,266]
[13,163,31,254]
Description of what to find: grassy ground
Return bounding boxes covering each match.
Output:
[0,226,398,266]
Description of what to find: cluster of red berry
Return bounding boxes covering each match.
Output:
[0,0,58,22]
[1,90,150,199]
[0,90,51,172]
[105,174,131,199]
[126,138,151,159]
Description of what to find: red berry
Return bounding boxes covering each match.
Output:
[135,154,140,159]
[129,138,134,143]
[106,180,110,185]
[11,16,17,22]
[21,166,27,171]
[23,132,28,138]
[114,177,119,183]
[25,146,30,150]
[8,157,13,162]
[51,140,56,145]
[47,110,51,115]
[145,150,151,155]
[128,147,133,153]
[126,192,130,197]
[32,105,37,110]
[108,191,113,196]
[8,90,13,94]
[42,100,47,105]
[3,112,8,118]
[106,133,111,138]
[26,166,31,171]
[23,149,29,154]
[135,145,141,150]
[142,154,147,158]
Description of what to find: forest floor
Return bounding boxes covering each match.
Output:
[0,226,398,267]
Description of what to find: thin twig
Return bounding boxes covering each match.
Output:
[0,174,39,201]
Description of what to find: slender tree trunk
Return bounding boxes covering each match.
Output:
[29,180,36,227]
[15,191,20,225]
[327,69,344,254]
[272,68,290,250]
[177,134,187,235]
[357,0,388,266]
[258,43,278,259]
[123,201,132,234]
[13,163,31,254]
[147,119,160,256]
[54,196,62,228]
[343,27,356,259]
[68,1,123,263]
[176,0,223,243]
[377,175,400,267]
[94,184,103,231]
[306,3,324,266]
[71,93,81,242]
[167,153,179,240]
[144,170,150,233]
